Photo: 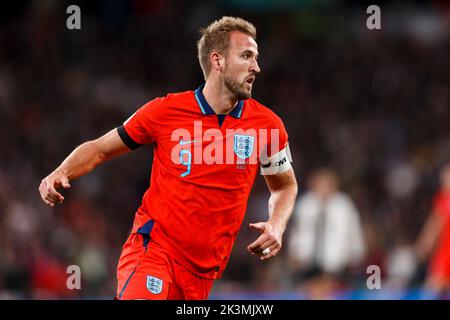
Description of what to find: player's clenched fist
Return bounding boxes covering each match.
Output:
[39,171,71,207]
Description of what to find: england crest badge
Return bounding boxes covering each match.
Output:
[234,134,255,160]
[146,275,163,294]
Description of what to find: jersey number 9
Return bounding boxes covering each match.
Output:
[179,149,191,177]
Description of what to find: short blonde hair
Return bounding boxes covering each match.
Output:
[197,16,256,79]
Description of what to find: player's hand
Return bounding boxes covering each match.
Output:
[247,221,283,261]
[39,171,71,207]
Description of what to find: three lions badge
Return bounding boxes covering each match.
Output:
[234,134,254,160]
[146,275,163,294]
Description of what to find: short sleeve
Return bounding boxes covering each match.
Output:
[118,98,164,149]
[259,115,291,175]
[267,115,288,158]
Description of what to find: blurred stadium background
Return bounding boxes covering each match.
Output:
[1,0,450,299]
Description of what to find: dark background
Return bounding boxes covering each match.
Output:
[0,0,449,299]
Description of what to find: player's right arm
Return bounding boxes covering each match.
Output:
[39,128,131,207]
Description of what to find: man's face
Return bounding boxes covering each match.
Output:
[222,31,260,100]
[311,171,338,199]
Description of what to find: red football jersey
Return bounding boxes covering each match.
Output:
[118,85,288,279]
[430,190,450,278]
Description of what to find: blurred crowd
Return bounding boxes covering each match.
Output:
[0,1,449,299]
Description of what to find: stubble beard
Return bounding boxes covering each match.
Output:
[223,70,252,101]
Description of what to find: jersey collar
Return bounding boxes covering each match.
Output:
[194,84,244,119]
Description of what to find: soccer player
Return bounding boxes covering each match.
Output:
[38,16,298,300]
[415,163,450,295]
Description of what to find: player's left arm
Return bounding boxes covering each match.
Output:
[247,167,298,260]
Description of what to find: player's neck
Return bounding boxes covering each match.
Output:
[202,81,238,115]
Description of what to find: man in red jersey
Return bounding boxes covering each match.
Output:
[39,16,298,300]
[415,163,450,295]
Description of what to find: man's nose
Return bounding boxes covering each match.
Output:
[251,59,261,74]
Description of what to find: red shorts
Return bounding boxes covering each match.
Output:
[116,224,214,300]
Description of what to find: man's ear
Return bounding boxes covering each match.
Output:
[211,51,223,72]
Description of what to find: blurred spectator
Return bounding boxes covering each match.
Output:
[385,240,417,289]
[288,168,366,296]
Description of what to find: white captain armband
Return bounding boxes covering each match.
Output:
[260,144,292,175]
